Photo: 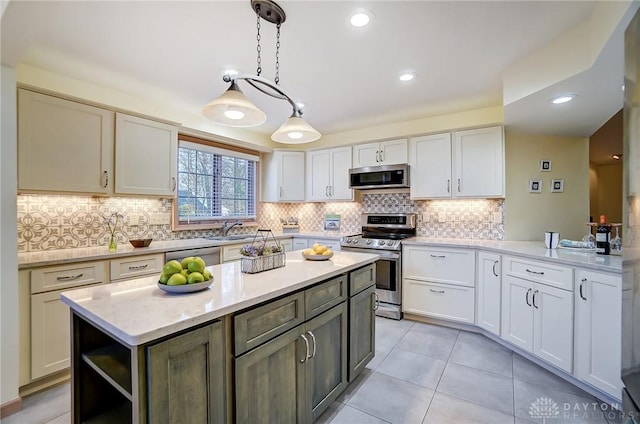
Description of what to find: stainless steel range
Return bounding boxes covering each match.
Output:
[340,213,416,320]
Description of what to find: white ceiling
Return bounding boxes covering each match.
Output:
[1,1,636,161]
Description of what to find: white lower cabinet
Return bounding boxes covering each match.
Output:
[402,245,475,323]
[476,252,501,336]
[501,269,574,373]
[403,279,475,323]
[27,261,108,381]
[293,239,309,250]
[574,269,622,399]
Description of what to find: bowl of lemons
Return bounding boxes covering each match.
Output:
[302,243,334,261]
[157,256,213,293]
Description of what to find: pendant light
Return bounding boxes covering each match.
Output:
[202,0,321,143]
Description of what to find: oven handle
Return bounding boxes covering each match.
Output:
[340,247,400,260]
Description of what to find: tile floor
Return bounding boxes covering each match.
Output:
[2,317,623,424]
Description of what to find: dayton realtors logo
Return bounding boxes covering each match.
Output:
[529,397,560,423]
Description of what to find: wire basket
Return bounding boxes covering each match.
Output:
[240,229,286,274]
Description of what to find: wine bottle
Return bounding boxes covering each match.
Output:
[596,215,611,255]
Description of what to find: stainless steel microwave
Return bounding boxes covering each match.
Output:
[349,164,410,190]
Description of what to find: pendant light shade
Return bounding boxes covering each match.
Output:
[271,115,321,143]
[202,0,321,143]
[202,82,266,127]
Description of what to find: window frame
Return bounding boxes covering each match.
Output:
[172,135,260,231]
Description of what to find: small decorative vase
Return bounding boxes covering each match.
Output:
[108,235,117,252]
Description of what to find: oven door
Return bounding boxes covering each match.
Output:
[342,247,401,304]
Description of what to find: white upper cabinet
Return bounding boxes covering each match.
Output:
[18,89,114,194]
[262,150,305,202]
[306,147,353,201]
[409,126,505,199]
[115,113,178,196]
[352,139,407,168]
[409,133,452,198]
[453,126,505,197]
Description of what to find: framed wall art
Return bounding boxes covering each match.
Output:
[529,179,542,193]
[551,179,564,193]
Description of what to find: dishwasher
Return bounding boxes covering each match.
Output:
[165,246,221,266]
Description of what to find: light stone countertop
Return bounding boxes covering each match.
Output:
[18,232,354,269]
[60,250,378,346]
[403,238,622,273]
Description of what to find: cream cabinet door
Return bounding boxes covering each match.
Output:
[476,252,501,336]
[574,270,622,398]
[262,150,305,201]
[379,139,408,165]
[452,126,505,198]
[532,283,573,373]
[18,89,114,194]
[501,274,534,351]
[115,113,178,196]
[352,142,380,168]
[31,290,72,379]
[329,146,353,200]
[306,149,332,201]
[409,133,452,199]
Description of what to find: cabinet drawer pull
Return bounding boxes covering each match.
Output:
[430,289,445,294]
[56,273,84,281]
[375,150,380,163]
[128,264,149,271]
[447,179,450,193]
[430,254,446,258]
[373,292,380,310]
[532,290,539,309]
[171,176,176,191]
[492,260,499,277]
[525,288,532,306]
[457,178,461,192]
[307,331,317,359]
[379,150,384,163]
[299,334,310,363]
[579,278,587,300]
[525,268,544,275]
[279,187,284,198]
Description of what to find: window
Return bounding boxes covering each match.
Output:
[175,138,258,228]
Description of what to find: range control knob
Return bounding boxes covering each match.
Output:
[345,238,351,243]
[365,239,372,245]
[387,240,394,246]
[353,239,359,244]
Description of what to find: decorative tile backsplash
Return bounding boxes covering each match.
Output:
[18,193,504,252]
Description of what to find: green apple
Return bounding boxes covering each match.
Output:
[202,270,212,281]
[180,256,195,270]
[181,269,189,277]
[159,273,171,284]
[188,259,205,273]
[187,272,205,285]
[167,273,187,286]
[162,260,182,276]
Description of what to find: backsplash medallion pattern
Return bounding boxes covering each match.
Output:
[18,193,504,252]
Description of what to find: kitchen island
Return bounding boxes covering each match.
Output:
[60,250,378,424]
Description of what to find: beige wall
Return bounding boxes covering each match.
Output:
[590,162,623,224]
[504,132,590,241]
[1,65,19,406]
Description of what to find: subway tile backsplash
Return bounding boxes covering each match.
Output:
[17,193,504,252]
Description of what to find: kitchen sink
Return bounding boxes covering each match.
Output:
[205,235,253,241]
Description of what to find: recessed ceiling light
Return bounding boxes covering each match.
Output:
[613,154,622,160]
[550,95,575,104]
[350,10,373,27]
[399,72,416,82]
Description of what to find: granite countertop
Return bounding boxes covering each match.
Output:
[403,238,622,273]
[60,250,378,346]
[18,232,354,269]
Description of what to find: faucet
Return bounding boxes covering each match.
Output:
[222,221,243,237]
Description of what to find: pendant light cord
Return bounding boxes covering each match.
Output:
[275,23,281,85]
[256,6,262,76]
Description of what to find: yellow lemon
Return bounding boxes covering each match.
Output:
[312,243,320,250]
[322,249,333,256]
[314,245,327,254]
[303,249,314,255]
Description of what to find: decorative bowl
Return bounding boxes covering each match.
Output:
[157,278,213,293]
[129,238,153,248]
[302,252,334,261]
